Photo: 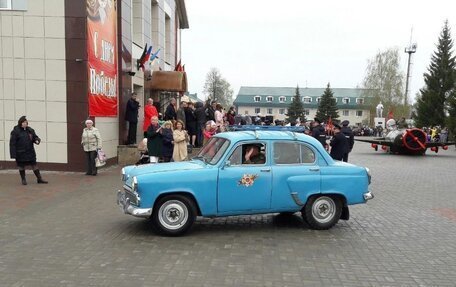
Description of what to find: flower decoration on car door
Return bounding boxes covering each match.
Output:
[238,174,258,187]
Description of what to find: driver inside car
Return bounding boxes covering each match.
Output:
[243,145,266,164]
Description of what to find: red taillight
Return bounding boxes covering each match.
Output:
[443,145,448,150]
[371,143,377,148]
[431,147,436,152]
[381,145,387,151]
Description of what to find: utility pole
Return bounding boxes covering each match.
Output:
[404,30,417,106]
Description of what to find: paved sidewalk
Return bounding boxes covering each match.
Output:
[1,142,456,286]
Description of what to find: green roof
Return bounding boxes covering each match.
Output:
[234,86,373,108]
[185,92,203,103]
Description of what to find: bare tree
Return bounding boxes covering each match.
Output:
[362,48,409,121]
[203,68,233,108]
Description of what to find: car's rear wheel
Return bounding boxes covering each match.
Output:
[151,195,196,236]
[302,195,342,230]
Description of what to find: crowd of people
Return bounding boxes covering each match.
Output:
[423,126,449,143]
[130,93,360,164]
[309,118,354,162]
[9,92,451,185]
[133,97,232,163]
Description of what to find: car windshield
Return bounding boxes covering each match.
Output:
[195,137,230,165]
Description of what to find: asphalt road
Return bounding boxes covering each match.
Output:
[0,139,455,286]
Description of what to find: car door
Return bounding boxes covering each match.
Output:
[217,142,272,214]
[270,141,321,209]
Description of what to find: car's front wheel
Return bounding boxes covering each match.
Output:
[151,195,196,236]
[302,195,342,230]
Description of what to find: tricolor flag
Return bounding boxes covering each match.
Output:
[137,44,152,71]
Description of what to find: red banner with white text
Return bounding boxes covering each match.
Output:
[87,0,118,117]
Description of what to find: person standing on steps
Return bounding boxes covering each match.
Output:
[143,98,158,137]
[9,116,48,185]
[125,92,140,145]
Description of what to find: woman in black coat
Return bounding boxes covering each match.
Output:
[147,116,163,163]
[184,102,197,147]
[9,116,48,185]
[161,121,174,162]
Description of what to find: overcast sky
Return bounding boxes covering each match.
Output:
[181,0,456,103]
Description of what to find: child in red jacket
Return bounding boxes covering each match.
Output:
[203,121,217,145]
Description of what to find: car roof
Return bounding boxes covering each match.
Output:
[216,130,317,143]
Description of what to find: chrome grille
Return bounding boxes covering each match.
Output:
[125,189,139,206]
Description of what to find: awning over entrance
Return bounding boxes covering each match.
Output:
[146,71,188,92]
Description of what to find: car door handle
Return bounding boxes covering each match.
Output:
[309,168,320,172]
[260,168,271,172]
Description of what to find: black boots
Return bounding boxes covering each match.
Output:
[19,170,48,185]
[33,169,48,184]
[19,170,27,185]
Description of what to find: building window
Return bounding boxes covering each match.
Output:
[244,111,249,115]
[279,96,286,102]
[164,13,172,67]
[316,97,322,103]
[266,96,273,102]
[267,108,273,114]
[0,0,11,9]
[279,109,285,115]
[342,97,350,104]
[356,110,363,117]
[255,108,261,114]
[302,96,312,103]
[356,98,364,104]
[254,96,261,102]
[343,110,349,116]
[304,109,310,116]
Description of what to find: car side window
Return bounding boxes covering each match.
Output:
[300,144,316,164]
[274,142,316,164]
[227,143,266,165]
[228,146,242,166]
[274,142,300,164]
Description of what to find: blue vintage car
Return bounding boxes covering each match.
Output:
[117,129,373,236]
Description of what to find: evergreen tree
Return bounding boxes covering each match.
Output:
[448,96,456,141]
[415,20,456,128]
[316,83,339,123]
[286,86,305,124]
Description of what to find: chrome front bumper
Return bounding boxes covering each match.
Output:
[363,191,374,201]
[117,190,152,218]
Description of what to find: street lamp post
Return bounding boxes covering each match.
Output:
[404,43,417,106]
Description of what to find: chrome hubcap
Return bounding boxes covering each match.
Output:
[312,197,335,224]
[158,200,188,230]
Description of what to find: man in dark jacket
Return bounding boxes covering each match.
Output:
[340,120,354,162]
[194,102,207,147]
[330,124,349,161]
[311,118,328,148]
[164,98,177,121]
[205,101,216,122]
[125,92,140,145]
[10,116,48,185]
